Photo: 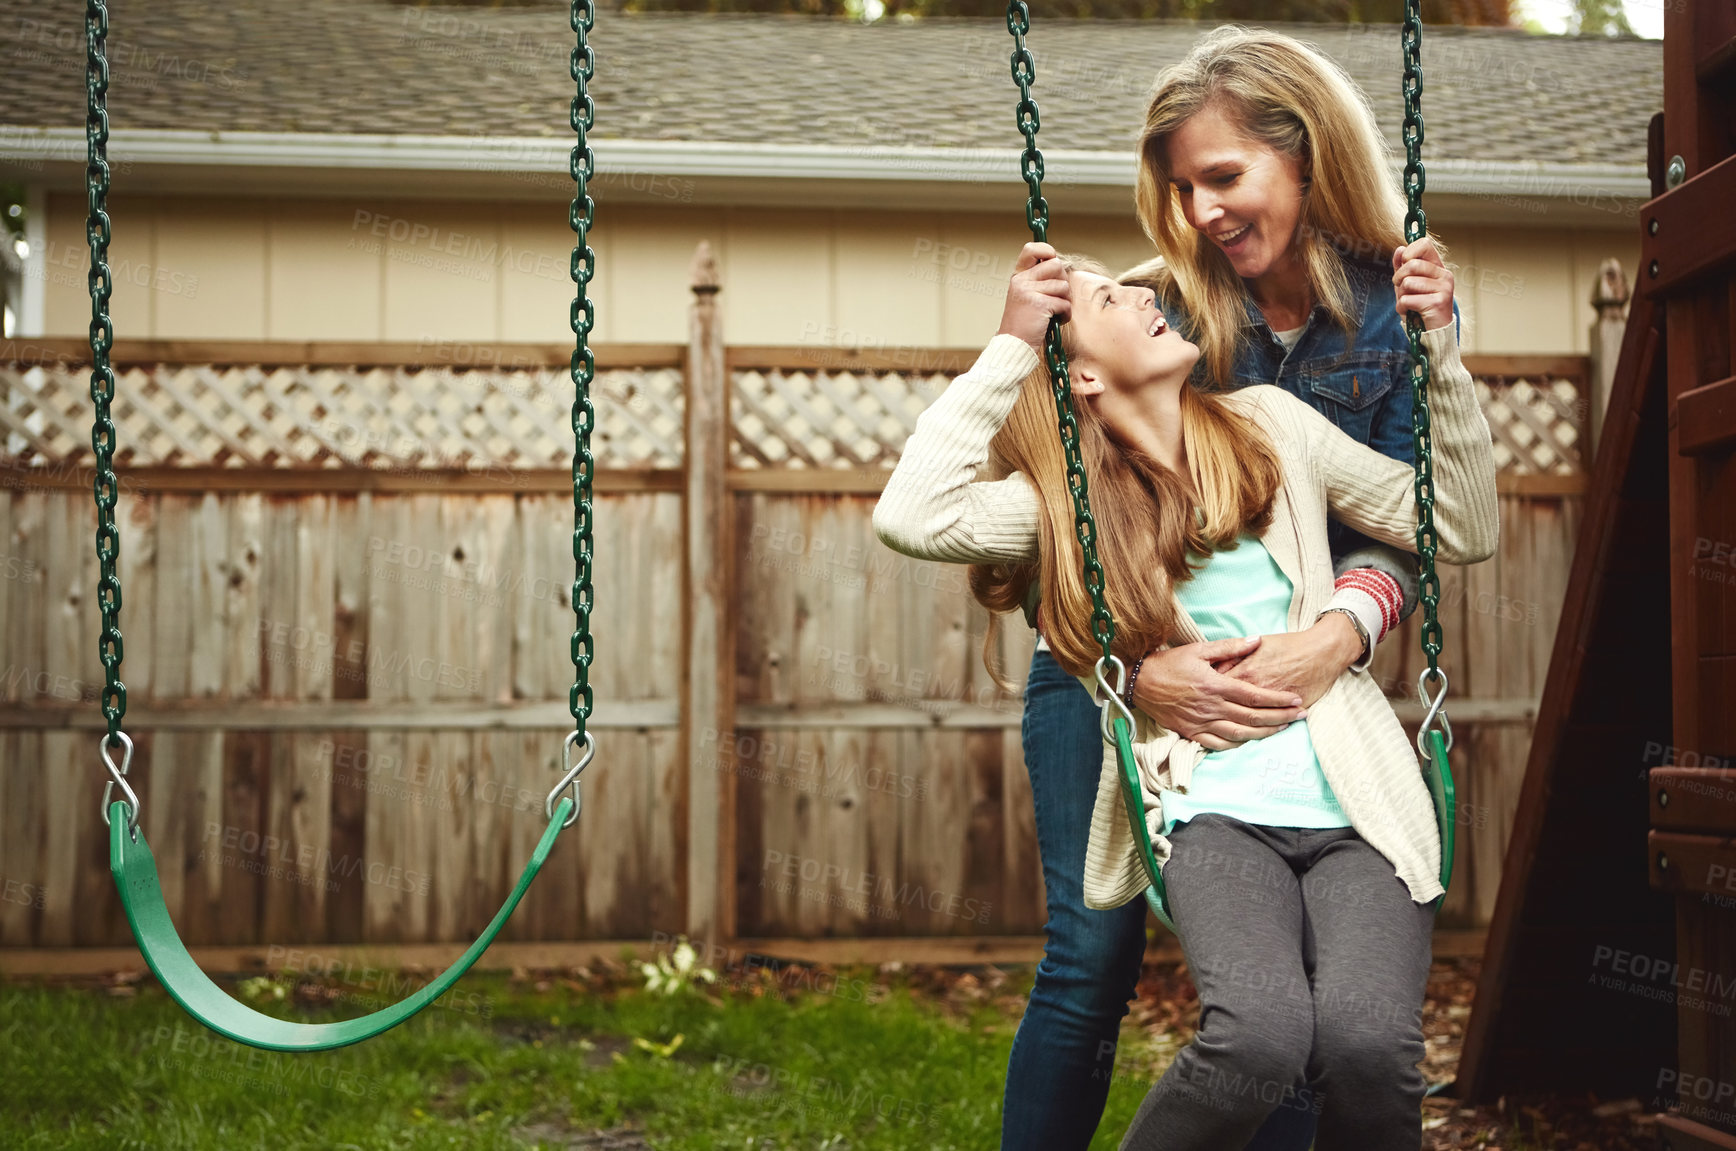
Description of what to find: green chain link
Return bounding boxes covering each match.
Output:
[1004,0,1115,667]
[78,0,595,788]
[84,0,126,747]
[568,0,597,736]
[1401,0,1444,689]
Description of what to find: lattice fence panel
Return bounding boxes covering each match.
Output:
[0,362,684,469]
[731,368,951,469]
[1475,375,1584,475]
[3,356,1583,478]
[732,365,1587,476]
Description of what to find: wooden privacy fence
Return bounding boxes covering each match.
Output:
[0,258,1590,960]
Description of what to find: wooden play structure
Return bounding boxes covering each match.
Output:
[1458,1,1736,1141]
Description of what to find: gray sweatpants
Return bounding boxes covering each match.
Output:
[1119,813,1437,1151]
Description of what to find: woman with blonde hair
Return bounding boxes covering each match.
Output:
[1119,24,1440,779]
[889,25,1470,1151]
[875,236,1493,1146]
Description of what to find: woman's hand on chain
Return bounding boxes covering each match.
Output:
[1392,236,1454,331]
[997,242,1072,351]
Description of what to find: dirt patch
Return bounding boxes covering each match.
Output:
[511,1120,652,1149]
[1420,1093,1655,1149]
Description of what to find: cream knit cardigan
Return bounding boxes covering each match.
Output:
[872,325,1498,908]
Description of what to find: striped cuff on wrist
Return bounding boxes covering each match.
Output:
[1332,568,1402,641]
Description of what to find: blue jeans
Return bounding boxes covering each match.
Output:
[1002,646,1319,1151]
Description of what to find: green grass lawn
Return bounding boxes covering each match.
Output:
[0,961,1179,1150]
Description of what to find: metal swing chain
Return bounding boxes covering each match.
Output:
[1004,1,1129,731]
[549,0,599,828]
[79,0,592,833]
[83,0,140,834]
[1402,0,1451,755]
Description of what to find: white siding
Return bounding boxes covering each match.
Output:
[268,200,385,341]
[41,193,1640,356]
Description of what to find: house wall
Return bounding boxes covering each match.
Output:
[36,192,1639,355]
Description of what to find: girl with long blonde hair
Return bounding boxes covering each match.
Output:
[876,237,1494,1147]
[966,254,1285,683]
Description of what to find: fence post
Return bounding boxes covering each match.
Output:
[1587,257,1630,462]
[684,241,734,946]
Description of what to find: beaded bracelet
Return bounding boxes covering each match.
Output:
[1122,654,1146,709]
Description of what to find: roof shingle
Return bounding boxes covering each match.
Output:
[0,1,1659,166]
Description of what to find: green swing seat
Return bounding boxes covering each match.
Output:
[1110,722,1456,932]
[108,798,570,1052]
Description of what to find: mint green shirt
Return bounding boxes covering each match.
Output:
[1158,533,1351,836]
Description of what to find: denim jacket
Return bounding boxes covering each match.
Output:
[1163,254,1458,621]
